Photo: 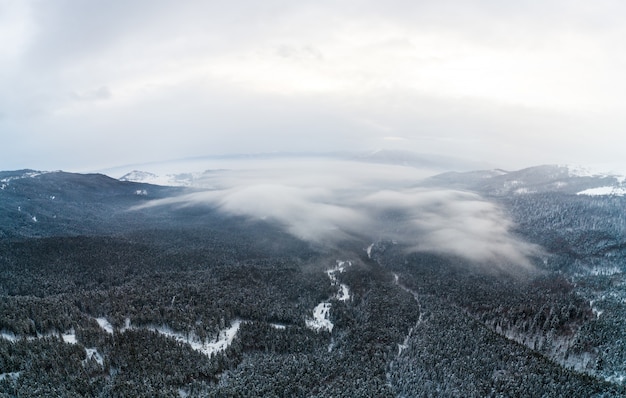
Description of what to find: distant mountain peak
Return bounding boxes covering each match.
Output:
[118,169,197,187]
[119,170,158,182]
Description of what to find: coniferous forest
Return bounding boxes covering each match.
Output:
[1,168,625,397]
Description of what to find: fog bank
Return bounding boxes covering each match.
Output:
[134,158,540,269]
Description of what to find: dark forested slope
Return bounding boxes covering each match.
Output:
[0,169,624,396]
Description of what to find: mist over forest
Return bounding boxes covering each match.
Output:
[1,155,626,396]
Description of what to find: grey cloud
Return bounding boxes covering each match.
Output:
[2,1,626,172]
[133,159,541,270]
[70,86,111,101]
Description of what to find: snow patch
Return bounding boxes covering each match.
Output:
[122,317,131,332]
[0,372,20,382]
[605,373,626,385]
[366,243,374,259]
[85,348,104,366]
[306,260,354,332]
[336,284,350,301]
[0,171,49,184]
[397,340,409,356]
[326,260,351,301]
[270,323,286,330]
[95,317,114,334]
[0,332,17,342]
[31,216,37,222]
[590,301,604,319]
[306,302,333,332]
[135,189,148,196]
[62,330,77,344]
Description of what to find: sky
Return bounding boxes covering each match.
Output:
[2,0,626,172]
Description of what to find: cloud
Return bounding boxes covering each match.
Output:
[133,158,541,270]
[3,1,626,172]
[70,86,111,101]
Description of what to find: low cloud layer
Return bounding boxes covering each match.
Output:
[134,158,540,270]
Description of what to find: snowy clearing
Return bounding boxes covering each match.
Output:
[61,331,77,344]
[95,317,114,334]
[149,320,242,357]
[306,260,354,332]
[306,302,333,332]
[336,284,350,301]
[85,348,104,366]
[327,260,351,301]
[94,316,242,356]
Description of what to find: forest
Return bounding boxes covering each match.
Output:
[0,169,625,396]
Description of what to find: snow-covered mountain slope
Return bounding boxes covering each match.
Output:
[119,170,200,187]
[426,164,626,196]
[0,170,181,237]
[577,186,626,196]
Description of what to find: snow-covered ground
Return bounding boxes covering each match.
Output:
[565,164,626,181]
[0,171,51,184]
[366,243,374,259]
[577,186,626,196]
[589,300,604,319]
[84,348,105,366]
[306,302,333,332]
[0,332,17,342]
[326,260,351,301]
[148,320,242,357]
[93,316,242,357]
[119,170,202,187]
[95,317,114,334]
[8,328,107,368]
[61,330,77,344]
[306,260,354,333]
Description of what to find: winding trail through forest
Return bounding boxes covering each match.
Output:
[392,273,425,355]
[386,272,428,389]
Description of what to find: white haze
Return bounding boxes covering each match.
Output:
[133,158,540,270]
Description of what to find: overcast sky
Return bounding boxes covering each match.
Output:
[2,0,626,172]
